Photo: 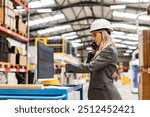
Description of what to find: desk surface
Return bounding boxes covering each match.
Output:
[0,84,83,96]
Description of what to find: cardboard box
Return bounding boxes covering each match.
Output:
[139,30,150,66]
[19,55,27,66]
[15,14,24,33]
[0,0,4,24]
[18,21,26,35]
[138,73,150,100]
[4,6,10,26]
[8,53,16,65]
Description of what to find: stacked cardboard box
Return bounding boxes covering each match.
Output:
[0,0,27,34]
[8,53,16,64]
[0,0,4,24]
[19,55,27,66]
[138,30,150,100]
[5,0,16,30]
[139,73,150,100]
[16,14,26,36]
[139,30,150,66]
[18,21,26,35]
[8,46,27,66]
[0,0,16,30]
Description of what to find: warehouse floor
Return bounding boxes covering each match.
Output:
[114,80,138,100]
[68,80,138,100]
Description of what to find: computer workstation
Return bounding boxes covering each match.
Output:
[0,42,83,100]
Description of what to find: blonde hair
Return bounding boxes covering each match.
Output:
[93,30,114,59]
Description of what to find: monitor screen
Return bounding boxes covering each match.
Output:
[37,42,54,81]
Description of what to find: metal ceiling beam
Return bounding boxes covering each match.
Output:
[25,1,146,18]
[30,27,90,39]
[30,16,96,31]
[29,1,147,10]
[30,16,135,32]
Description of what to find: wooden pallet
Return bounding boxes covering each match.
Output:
[11,28,16,32]
[0,23,16,32]
[18,31,27,37]
[10,64,19,69]
[19,65,27,69]
[10,64,27,69]
[0,62,10,68]
[5,25,16,32]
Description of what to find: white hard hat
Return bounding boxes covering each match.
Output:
[90,19,113,32]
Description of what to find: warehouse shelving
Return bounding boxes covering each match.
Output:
[0,68,28,73]
[13,0,30,12]
[0,0,29,78]
[0,25,29,42]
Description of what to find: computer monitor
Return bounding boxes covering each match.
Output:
[36,41,54,81]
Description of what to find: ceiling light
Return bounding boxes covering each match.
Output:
[138,15,150,21]
[113,11,150,21]
[62,32,76,37]
[28,21,36,26]
[34,19,44,25]
[123,53,130,56]
[72,43,83,47]
[37,25,71,35]
[128,46,137,49]
[86,47,92,51]
[28,1,41,8]
[111,34,138,41]
[70,39,81,43]
[113,39,122,43]
[29,14,65,26]
[29,0,55,8]
[65,35,78,40]
[76,54,80,57]
[112,23,149,30]
[122,41,138,45]
[112,23,136,30]
[53,14,65,20]
[14,6,25,13]
[37,9,52,13]
[110,5,126,9]
[126,50,133,53]
[112,31,125,35]
[41,0,55,6]
[116,0,149,3]
[115,43,127,48]
[113,11,136,19]
[48,36,62,40]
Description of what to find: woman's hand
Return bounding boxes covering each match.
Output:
[56,61,65,69]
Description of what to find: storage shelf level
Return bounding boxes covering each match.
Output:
[0,68,28,73]
[14,0,30,12]
[0,25,29,42]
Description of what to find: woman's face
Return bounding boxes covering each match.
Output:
[92,31,103,46]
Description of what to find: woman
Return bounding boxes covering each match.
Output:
[57,19,122,100]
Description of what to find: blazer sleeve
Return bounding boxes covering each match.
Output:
[88,46,116,71]
[66,63,91,73]
[65,46,116,73]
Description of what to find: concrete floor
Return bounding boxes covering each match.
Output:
[114,80,138,100]
[68,80,138,100]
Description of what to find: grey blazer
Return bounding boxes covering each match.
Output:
[66,45,122,100]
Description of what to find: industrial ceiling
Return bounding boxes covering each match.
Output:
[19,0,150,64]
